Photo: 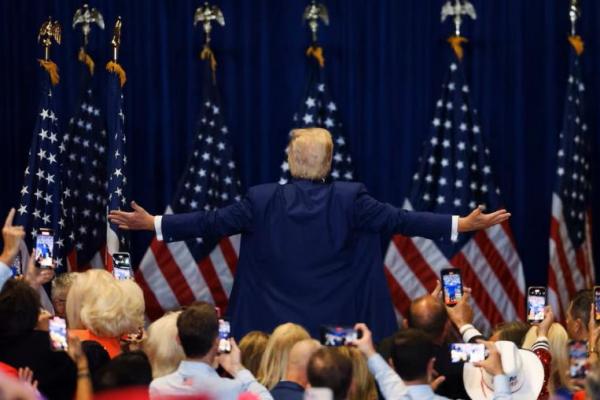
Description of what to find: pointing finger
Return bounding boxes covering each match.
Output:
[4,208,15,228]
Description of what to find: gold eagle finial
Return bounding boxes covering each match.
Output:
[38,17,62,60]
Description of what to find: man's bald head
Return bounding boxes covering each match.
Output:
[284,339,321,387]
[406,295,448,341]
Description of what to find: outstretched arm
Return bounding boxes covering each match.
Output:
[109,199,253,243]
[354,186,510,240]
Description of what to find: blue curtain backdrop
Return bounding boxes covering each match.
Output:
[1,0,599,286]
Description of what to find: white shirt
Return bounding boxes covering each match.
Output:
[149,360,273,400]
[153,215,459,242]
[366,353,511,400]
[0,261,12,290]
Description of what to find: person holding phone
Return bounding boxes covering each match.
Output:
[352,323,512,400]
[0,208,25,290]
[109,128,511,340]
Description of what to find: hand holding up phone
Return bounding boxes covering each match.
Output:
[0,208,25,266]
[446,289,474,330]
[350,323,375,358]
[218,338,243,376]
[537,306,554,337]
[473,341,504,377]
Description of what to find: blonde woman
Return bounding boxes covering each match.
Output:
[143,311,185,378]
[522,321,573,396]
[257,323,310,389]
[67,270,145,358]
[239,331,270,377]
[336,346,377,400]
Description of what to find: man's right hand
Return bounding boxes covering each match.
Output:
[352,323,376,358]
[473,341,504,376]
[446,287,474,329]
[108,201,155,231]
[0,208,25,266]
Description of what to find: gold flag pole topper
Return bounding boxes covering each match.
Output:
[568,0,584,55]
[441,0,477,61]
[37,17,61,85]
[303,0,329,68]
[193,1,225,76]
[106,17,126,87]
[73,4,105,75]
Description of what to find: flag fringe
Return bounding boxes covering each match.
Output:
[447,36,468,61]
[38,59,60,85]
[78,48,95,76]
[200,45,217,82]
[568,35,584,56]
[106,61,127,87]
[306,45,325,68]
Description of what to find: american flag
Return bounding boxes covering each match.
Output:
[105,62,128,266]
[384,45,526,332]
[279,47,354,184]
[59,61,108,271]
[135,53,243,321]
[547,38,594,321]
[15,63,62,268]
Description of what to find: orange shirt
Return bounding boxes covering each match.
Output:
[69,329,121,358]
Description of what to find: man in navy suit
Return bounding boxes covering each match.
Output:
[109,128,510,340]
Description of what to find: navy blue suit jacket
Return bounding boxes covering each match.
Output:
[161,179,452,340]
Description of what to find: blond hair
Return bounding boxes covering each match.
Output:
[143,311,185,378]
[239,331,270,377]
[66,269,114,329]
[287,128,333,180]
[51,272,77,300]
[522,323,572,394]
[257,323,311,389]
[67,270,145,337]
[336,346,378,400]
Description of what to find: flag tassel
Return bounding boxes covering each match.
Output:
[38,59,60,85]
[106,61,127,87]
[306,45,325,68]
[78,48,95,76]
[568,35,584,56]
[447,36,468,61]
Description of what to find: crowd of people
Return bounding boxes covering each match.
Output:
[2,214,600,400]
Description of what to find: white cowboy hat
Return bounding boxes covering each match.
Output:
[463,340,544,400]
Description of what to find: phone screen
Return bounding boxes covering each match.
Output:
[594,287,600,321]
[218,319,231,353]
[569,340,588,378]
[49,317,68,351]
[10,254,22,277]
[112,252,132,280]
[320,326,362,347]
[442,269,463,306]
[527,287,546,322]
[35,229,54,268]
[450,343,486,363]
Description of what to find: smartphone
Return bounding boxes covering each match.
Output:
[218,319,231,353]
[449,343,486,363]
[112,252,132,280]
[527,286,547,323]
[594,287,600,322]
[49,316,68,351]
[10,254,22,277]
[320,325,362,347]
[569,340,588,379]
[441,268,463,306]
[35,228,54,268]
[304,387,333,400]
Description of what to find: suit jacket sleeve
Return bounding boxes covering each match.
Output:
[161,196,253,243]
[353,185,452,241]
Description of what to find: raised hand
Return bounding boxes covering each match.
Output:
[458,206,511,233]
[108,201,155,231]
[0,208,25,266]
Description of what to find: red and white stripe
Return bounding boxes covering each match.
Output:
[384,200,526,333]
[135,207,240,321]
[548,193,595,321]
